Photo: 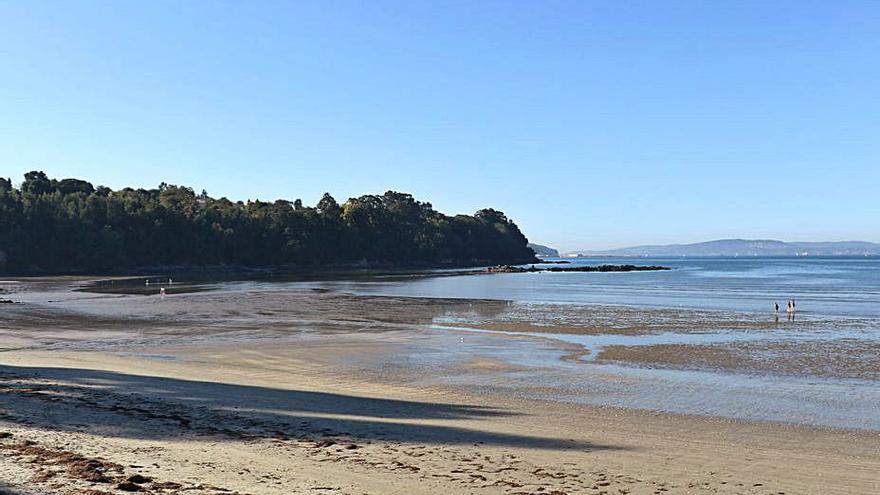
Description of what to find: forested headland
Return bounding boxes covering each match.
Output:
[0,171,538,274]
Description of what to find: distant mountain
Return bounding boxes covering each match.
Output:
[528,243,560,257]
[570,239,880,257]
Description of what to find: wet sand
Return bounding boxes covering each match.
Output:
[598,339,880,381]
[0,278,879,494]
[433,301,880,381]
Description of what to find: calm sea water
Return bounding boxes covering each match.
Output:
[84,257,880,429]
[287,257,880,429]
[300,257,880,317]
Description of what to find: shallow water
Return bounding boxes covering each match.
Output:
[294,256,880,317]
[286,257,880,430]
[430,322,878,363]
[374,325,880,431]
[52,258,880,430]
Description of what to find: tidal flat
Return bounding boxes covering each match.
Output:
[0,277,878,494]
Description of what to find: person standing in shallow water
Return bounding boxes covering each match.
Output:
[774,302,779,314]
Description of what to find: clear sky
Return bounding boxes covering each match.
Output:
[2,1,878,251]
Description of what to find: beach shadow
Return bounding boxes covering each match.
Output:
[0,365,619,452]
[0,486,32,495]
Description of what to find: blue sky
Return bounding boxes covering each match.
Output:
[2,1,878,251]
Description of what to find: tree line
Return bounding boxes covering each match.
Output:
[0,171,538,273]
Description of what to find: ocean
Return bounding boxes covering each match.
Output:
[286,257,880,430]
[76,257,880,430]
[299,256,880,318]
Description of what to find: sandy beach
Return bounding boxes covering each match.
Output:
[6,2,880,493]
[1,278,878,495]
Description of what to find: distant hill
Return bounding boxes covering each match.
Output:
[528,243,560,257]
[570,239,880,257]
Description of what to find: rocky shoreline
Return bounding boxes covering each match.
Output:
[486,264,670,273]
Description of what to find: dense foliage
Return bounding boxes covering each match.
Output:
[0,172,537,273]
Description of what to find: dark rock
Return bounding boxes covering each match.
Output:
[116,481,144,492]
[486,264,670,274]
[127,474,153,484]
[150,481,183,489]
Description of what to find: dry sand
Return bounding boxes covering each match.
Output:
[0,279,878,495]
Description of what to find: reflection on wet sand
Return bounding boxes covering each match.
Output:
[2,278,880,494]
[3,278,880,430]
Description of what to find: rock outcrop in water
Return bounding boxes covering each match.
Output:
[486,264,669,273]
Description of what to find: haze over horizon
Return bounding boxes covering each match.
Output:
[562,238,880,255]
[3,1,879,252]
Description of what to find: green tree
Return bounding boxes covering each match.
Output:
[0,171,537,273]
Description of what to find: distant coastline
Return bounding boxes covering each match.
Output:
[568,254,880,259]
[567,239,880,258]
